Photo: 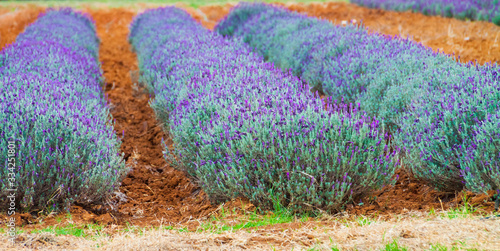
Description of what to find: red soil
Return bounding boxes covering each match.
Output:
[0,6,43,50]
[345,169,495,216]
[83,8,217,227]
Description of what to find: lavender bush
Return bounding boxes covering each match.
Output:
[352,0,500,25]
[217,3,500,195]
[0,9,127,212]
[16,8,99,58]
[462,110,500,193]
[130,7,398,213]
[398,63,500,192]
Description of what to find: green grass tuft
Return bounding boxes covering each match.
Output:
[31,223,107,240]
[382,239,408,251]
[444,193,479,219]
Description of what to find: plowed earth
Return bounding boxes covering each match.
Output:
[85,8,217,227]
[0,2,498,232]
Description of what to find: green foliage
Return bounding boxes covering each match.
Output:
[445,193,478,219]
[0,9,127,213]
[396,64,500,193]
[198,198,295,233]
[132,7,398,214]
[493,15,500,26]
[31,223,107,239]
[383,239,408,251]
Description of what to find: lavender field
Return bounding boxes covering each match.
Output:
[0,1,499,250]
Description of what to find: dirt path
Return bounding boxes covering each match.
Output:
[84,8,216,227]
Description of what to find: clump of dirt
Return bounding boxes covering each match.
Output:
[0,6,44,50]
[198,4,234,29]
[345,169,496,216]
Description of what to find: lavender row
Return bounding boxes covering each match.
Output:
[216,3,500,195]
[130,7,398,212]
[397,64,500,194]
[352,0,500,25]
[216,3,458,126]
[0,9,127,212]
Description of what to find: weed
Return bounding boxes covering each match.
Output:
[300,213,310,222]
[197,198,298,234]
[383,239,408,251]
[177,227,189,233]
[356,215,374,226]
[429,207,436,216]
[331,245,341,251]
[445,193,478,219]
[30,223,107,239]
